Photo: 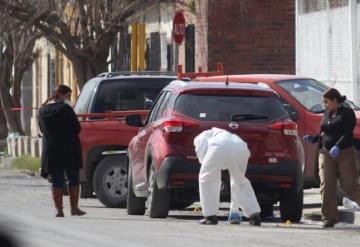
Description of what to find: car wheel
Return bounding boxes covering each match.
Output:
[259,203,274,220]
[356,149,360,173]
[93,155,128,208]
[80,182,94,198]
[127,165,146,215]
[147,162,170,218]
[280,189,304,223]
[170,200,194,210]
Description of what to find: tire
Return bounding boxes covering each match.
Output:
[170,200,194,210]
[260,203,274,220]
[127,165,146,215]
[280,189,304,223]
[356,149,360,173]
[93,155,128,208]
[80,182,94,198]
[147,161,170,218]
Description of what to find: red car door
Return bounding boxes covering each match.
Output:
[131,92,171,189]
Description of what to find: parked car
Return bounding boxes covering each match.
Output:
[126,80,305,222]
[197,75,360,189]
[74,73,177,208]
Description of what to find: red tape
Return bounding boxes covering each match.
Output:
[0,106,39,112]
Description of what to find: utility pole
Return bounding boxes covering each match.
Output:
[131,23,138,72]
[350,0,359,104]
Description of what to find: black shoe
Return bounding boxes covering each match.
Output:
[249,214,262,226]
[200,216,218,225]
[323,220,335,228]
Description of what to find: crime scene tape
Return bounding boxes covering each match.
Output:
[0,106,39,112]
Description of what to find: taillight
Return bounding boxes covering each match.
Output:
[268,120,298,136]
[162,119,199,133]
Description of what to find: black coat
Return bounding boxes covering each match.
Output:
[38,102,82,178]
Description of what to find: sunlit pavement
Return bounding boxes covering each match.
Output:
[1,162,360,247]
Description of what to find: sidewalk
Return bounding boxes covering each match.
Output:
[303,189,360,225]
[339,207,360,225]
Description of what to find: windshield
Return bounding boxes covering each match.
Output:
[91,78,174,113]
[175,94,287,122]
[277,79,360,113]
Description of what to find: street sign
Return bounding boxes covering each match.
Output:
[172,11,185,45]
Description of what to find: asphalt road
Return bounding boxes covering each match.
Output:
[1,162,360,247]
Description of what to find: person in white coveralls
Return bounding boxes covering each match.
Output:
[194,127,261,225]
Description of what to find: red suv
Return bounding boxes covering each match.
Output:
[74,73,176,207]
[198,75,360,189]
[125,80,305,222]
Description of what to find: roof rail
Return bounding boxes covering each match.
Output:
[97,71,176,78]
[177,62,224,80]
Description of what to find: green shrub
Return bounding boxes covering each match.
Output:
[3,146,9,156]
[11,155,41,173]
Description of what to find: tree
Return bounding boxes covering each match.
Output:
[0,112,7,139]
[0,15,40,135]
[1,0,159,89]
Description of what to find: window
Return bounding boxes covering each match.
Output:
[91,78,174,113]
[175,94,287,122]
[277,79,360,113]
[298,0,348,14]
[153,92,171,121]
[147,92,167,124]
[74,79,98,114]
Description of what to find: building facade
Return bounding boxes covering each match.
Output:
[129,0,295,74]
[24,38,78,137]
[296,0,360,103]
[20,0,298,137]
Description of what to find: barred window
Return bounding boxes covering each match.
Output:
[298,0,349,14]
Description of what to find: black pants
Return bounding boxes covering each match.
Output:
[50,169,80,189]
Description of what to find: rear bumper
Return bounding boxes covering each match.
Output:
[156,156,303,194]
[246,160,303,193]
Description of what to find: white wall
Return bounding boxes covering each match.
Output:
[296,1,356,100]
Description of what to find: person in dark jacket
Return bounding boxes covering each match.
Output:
[38,85,86,217]
[304,88,360,228]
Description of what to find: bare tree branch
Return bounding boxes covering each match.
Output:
[0,0,160,88]
[0,12,40,134]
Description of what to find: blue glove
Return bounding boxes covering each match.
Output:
[330,146,340,158]
[303,135,316,144]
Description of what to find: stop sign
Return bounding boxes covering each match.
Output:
[172,11,185,45]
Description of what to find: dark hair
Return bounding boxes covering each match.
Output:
[323,88,346,103]
[43,84,72,105]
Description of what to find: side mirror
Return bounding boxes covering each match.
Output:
[283,104,299,121]
[125,114,144,127]
[145,98,154,110]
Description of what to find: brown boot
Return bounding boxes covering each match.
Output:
[69,186,86,216]
[52,188,64,217]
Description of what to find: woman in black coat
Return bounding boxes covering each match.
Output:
[38,85,86,217]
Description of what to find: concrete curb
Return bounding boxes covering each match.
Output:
[339,208,360,225]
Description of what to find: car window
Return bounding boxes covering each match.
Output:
[277,79,360,113]
[147,92,167,124]
[153,92,171,121]
[74,78,98,114]
[91,78,174,113]
[175,94,287,122]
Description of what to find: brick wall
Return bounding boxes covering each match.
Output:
[207,0,295,74]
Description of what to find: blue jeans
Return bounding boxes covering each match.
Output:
[50,169,80,188]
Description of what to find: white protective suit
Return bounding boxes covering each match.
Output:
[194,127,261,217]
